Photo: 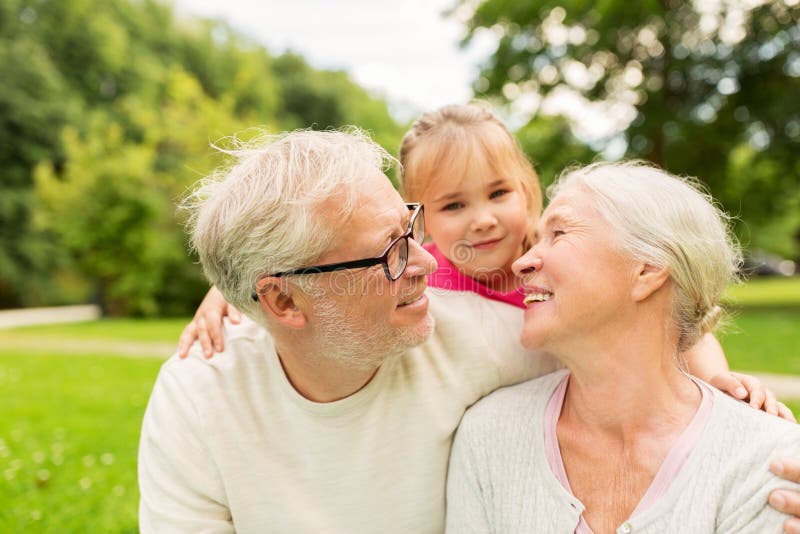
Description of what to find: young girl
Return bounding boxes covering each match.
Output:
[398,103,538,304]
[177,103,789,419]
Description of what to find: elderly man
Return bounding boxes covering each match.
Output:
[139,129,800,533]
[138,129,555,532]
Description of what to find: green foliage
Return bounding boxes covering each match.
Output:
[1,0,403,314]
[463,0,800,256]
[0,27,77,306]
[515,114,596,188]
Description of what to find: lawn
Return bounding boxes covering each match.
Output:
[0,277,798,531]
[720,308,800,374]
[0,351,162,532]
[720,276,800,374]
[724,276,800,308]
[3,317,188,343]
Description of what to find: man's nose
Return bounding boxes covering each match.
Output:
[405,239,437,277]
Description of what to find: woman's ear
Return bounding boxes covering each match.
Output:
[254,278,307,329]
[631,263,670,302]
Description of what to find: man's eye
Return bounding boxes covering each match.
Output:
[553,229,565,237]
[442,202,464,211]
[489,189,509,199]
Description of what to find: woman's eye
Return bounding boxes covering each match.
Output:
[489,189,509,200]
[552,229,565,237]
[442,202,464,211]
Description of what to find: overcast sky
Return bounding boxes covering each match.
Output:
[172,0,496,121]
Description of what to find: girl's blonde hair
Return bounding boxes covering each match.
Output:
[398,103,542,241]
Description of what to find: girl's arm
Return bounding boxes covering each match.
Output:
[684,333,795,421]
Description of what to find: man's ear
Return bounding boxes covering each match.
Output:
[254,277,307,329]
[631,263,670,302]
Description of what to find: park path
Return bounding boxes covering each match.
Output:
[0,305,176,358]
[0,304,101,328]
[1,336,176,358]
[748,373,800,401]
[2,307,800,398]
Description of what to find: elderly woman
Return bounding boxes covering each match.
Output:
[446,162,800,533]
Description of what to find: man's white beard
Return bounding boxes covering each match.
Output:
[311,297,434,371]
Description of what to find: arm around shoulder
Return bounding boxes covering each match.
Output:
[138,363,233,533]
[716,428,800,533]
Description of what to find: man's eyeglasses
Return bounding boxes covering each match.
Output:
[252,203,424,301]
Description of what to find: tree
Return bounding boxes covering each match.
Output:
[462,0,800,256]
[1,0,404,313]
[0,33,77,306]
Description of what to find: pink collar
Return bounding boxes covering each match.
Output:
[424,243,525,308]
[544,373,714,532]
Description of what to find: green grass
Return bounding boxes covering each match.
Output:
[724,276,800,307]
[0,351,162,533]
[4,318,190,343]
[788,400,800,417]
[720,308,800,374]
[719,277,800,374]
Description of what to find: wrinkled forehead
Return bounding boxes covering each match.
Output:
[541,189,585,219]
[538,188,607,231]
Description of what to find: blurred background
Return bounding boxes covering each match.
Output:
[1,0,798,530]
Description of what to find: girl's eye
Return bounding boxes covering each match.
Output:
[489,189,510,200]
[442,202,464,211]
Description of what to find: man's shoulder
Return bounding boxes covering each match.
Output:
[459,370,567,436]
[424,288,525,360]
[160,316,273,394]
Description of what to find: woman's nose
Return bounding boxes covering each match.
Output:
[512,247,542,277]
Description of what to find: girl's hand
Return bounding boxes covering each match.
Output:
[177,286,241,359]
[709,371,796,422]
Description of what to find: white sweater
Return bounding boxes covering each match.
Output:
[446,370,800,534]
[138,289,560,533]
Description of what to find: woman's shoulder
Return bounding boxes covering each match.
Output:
[697,386,800,532]
[709,386,800,449]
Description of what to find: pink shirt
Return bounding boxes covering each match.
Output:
[543,373,715,533]
[424,243,525,309]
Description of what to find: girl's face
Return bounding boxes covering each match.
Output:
[422,169,529,290]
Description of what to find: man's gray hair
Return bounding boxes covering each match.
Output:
[548,161,742,352]
[184,128,396,322]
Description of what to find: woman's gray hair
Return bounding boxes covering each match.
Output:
[548,161,742,352]
[183,128,396,323]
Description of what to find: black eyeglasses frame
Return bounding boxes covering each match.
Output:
[251,203,424,301]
